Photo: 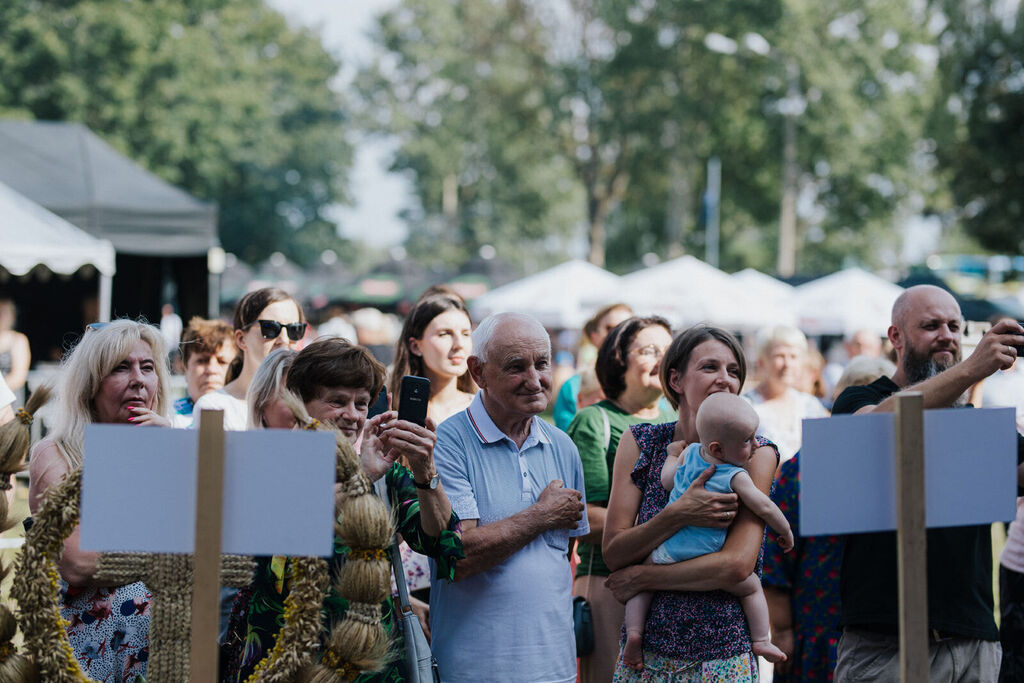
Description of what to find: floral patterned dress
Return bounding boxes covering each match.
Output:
[61,580,152,682]
[220,463,464,682]
[762,454,842,682]
[613,422,779,683]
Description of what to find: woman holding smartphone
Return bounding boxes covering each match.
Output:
[194,288,306,431]
[388,292,475,607]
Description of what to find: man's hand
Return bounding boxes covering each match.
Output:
[536,479,584,530]
[968,319,1024,379]
[667,465,739,529]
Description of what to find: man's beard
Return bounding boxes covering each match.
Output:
[902,343,967,405]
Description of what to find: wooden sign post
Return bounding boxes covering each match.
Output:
[78,410,336,680]
[894,392,927,683]
[191,408,227,683]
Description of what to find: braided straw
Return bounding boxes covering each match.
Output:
[11,467,92,682]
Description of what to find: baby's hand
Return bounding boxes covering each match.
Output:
[778,527,795,553]
[666,440,685,460]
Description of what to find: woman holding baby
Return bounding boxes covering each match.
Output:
[603,324,781,682]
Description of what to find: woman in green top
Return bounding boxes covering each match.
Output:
[568,315,675,683]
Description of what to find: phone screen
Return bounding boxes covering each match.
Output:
[368,387,388,419]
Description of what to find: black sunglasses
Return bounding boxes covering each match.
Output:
[245,319,307,341]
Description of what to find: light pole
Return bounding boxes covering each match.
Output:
[704,32,805,277]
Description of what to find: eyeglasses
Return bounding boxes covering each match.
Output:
[244,319,307,341]
[85,322,110,333]
[630,344,665,361]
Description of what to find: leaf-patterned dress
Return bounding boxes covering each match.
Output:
[220,463,464,682]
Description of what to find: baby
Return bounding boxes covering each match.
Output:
[621,392,794,670]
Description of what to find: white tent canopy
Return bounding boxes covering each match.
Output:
[732,268,796,303]
[793,268,904,336]
[590,256,796,330]
[0,180,115,320]
[470,259,621,329]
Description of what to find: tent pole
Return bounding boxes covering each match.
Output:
[99,272,113,322]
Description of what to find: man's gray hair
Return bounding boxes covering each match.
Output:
[471,312,550,362]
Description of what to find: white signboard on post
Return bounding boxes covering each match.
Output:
[799,407,1018,536]
[80,424,336,556]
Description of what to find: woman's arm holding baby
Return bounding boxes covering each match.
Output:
[605,443,776,601]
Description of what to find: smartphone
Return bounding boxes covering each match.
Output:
[1014,320,1024,357]
[397,375,430,427]
[368,387,389,419]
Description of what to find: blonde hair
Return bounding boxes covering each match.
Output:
[247,349,298,429]
[0,386,49,679]
[49,320,171,469]
[833,356,896,399]
[755,325,808,360]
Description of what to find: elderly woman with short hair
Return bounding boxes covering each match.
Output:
[744,325,828,464]
[29,319,173,682]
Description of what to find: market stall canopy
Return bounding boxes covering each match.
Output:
[0,180,115,277]
[471,259,620,329]
[731,268,796,303]
[794,268,904,336]
[0,180,115,321]
[591,256,795,330]
[0,120,217,256]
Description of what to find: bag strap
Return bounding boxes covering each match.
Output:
[585,405,610,604]
[597,405,611,455]
[373,477,414,613]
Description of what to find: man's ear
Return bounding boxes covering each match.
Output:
[467,356,486,388]
[887,324,901,353]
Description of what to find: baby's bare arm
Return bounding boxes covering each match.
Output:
[660,442,686,491]
[731,472,793,551]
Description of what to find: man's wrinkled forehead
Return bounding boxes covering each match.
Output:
[493,337,550,365]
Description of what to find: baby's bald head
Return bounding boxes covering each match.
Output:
[696,392,759,446]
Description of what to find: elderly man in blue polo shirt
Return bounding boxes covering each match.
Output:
[429,312,588,683]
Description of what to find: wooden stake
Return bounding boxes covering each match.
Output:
[191,409,226,682]
[894,392,928,683]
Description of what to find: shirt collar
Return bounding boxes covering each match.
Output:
[466,391,551,447]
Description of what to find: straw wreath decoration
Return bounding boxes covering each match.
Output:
[8,391,395,682]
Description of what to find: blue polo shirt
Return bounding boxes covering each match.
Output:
[430,392,588,683]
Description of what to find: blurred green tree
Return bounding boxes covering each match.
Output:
[0,0,354,267]
[360,0,937,275]
[926,0,1024,255]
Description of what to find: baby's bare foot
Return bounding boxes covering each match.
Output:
[752,638,787,663]
[622,631,645,671]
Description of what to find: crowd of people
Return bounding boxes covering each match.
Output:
[0,283,1022,682]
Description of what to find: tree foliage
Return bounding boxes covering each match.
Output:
[359,0,935,274]
[0,0,353,266]
[927,0,1024,255]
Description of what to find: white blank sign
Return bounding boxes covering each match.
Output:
[800,407,1018,536]
[80,425,336,556]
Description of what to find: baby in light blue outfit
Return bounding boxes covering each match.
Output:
[622,392,794,670]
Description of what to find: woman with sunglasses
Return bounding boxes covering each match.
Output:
[193,288,306,431]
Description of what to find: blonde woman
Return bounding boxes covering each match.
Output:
[246,348,298,430]
[28,320,172,682]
